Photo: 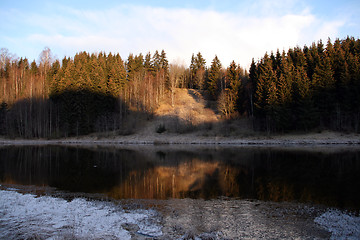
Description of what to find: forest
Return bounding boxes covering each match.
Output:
[0,36,360,138]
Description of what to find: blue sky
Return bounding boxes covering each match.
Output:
[1,0,359,67]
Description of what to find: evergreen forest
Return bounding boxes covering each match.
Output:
[0,37,360,138]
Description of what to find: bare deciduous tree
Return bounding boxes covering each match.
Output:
[169,62,186,106]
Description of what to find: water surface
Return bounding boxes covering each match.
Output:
[1,145,360,239]
[1,145,359,209]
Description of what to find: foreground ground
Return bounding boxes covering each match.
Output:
[1,186,360,239]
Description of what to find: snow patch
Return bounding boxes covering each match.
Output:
[0,190,162,240]
[315,209,360,240]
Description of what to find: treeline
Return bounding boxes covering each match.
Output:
[251,37,360,132]
[0,47,249,138]
[0,36,360,138]
[0,49,172,137]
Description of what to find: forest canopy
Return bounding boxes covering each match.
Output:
[0,36,359,138]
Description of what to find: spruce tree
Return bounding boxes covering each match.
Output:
[144,52,153,73]
[189,52,206,89]
[227,60,241,111]
[207,55,222,99]
[255,54,276,116]
[292,65,316,130]
[275,52,293,130]
[312,51,335,127]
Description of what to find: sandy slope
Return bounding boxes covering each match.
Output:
[155,89,219,124]
[135,88,220,136]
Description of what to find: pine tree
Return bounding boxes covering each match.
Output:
[189,54,196,88]
[248,58,258,117]
[227,60,241,110]
[275,53,293,131]
[90,57,106,93]
[347,53,360,131]
[108,54,126,97]
[159,50,169,88]
[254,54,277,116]
[312,51,336,127]
[47,60,60,95]
[152,51,161,72]
[332,38,351,127]
[190,52,206,89]
[207,55,222,99]
[126,54,135,81]
[228,61,241,93]
[217,60,241,118]
[144,52,153,73]
[277,51,293,105]
[292,65,316,130]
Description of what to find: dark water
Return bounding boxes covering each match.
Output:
[1,145,360,211]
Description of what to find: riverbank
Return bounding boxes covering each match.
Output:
[1,130,359,146]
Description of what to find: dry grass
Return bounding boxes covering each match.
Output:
[148,88,221,134]
[155,89,219,125]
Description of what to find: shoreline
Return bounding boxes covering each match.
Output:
[1,131,360,146]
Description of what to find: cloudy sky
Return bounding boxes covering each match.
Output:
[1,0,359,68]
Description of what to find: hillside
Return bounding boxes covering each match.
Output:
[134,88,220,136]
[88,88,359,145]
[1,89,360,145]
[156,89,218,124]
[155,89,219,128]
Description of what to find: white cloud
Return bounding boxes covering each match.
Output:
[22,4,345,68]
[314,20,346,42]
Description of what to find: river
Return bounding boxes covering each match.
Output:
[0,145,359,239]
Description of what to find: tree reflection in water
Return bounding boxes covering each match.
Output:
[0,146,359,211]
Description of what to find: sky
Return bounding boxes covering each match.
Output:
[1,0,359,68]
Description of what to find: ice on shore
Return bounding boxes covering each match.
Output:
[2,188,360,240]
[0,190,162,240]
[315,209,360,240]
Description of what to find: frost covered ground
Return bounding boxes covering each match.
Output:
[1,188,359,239]
[315,209,360,240]
[1,130,360,146]
[0,189,162,240]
